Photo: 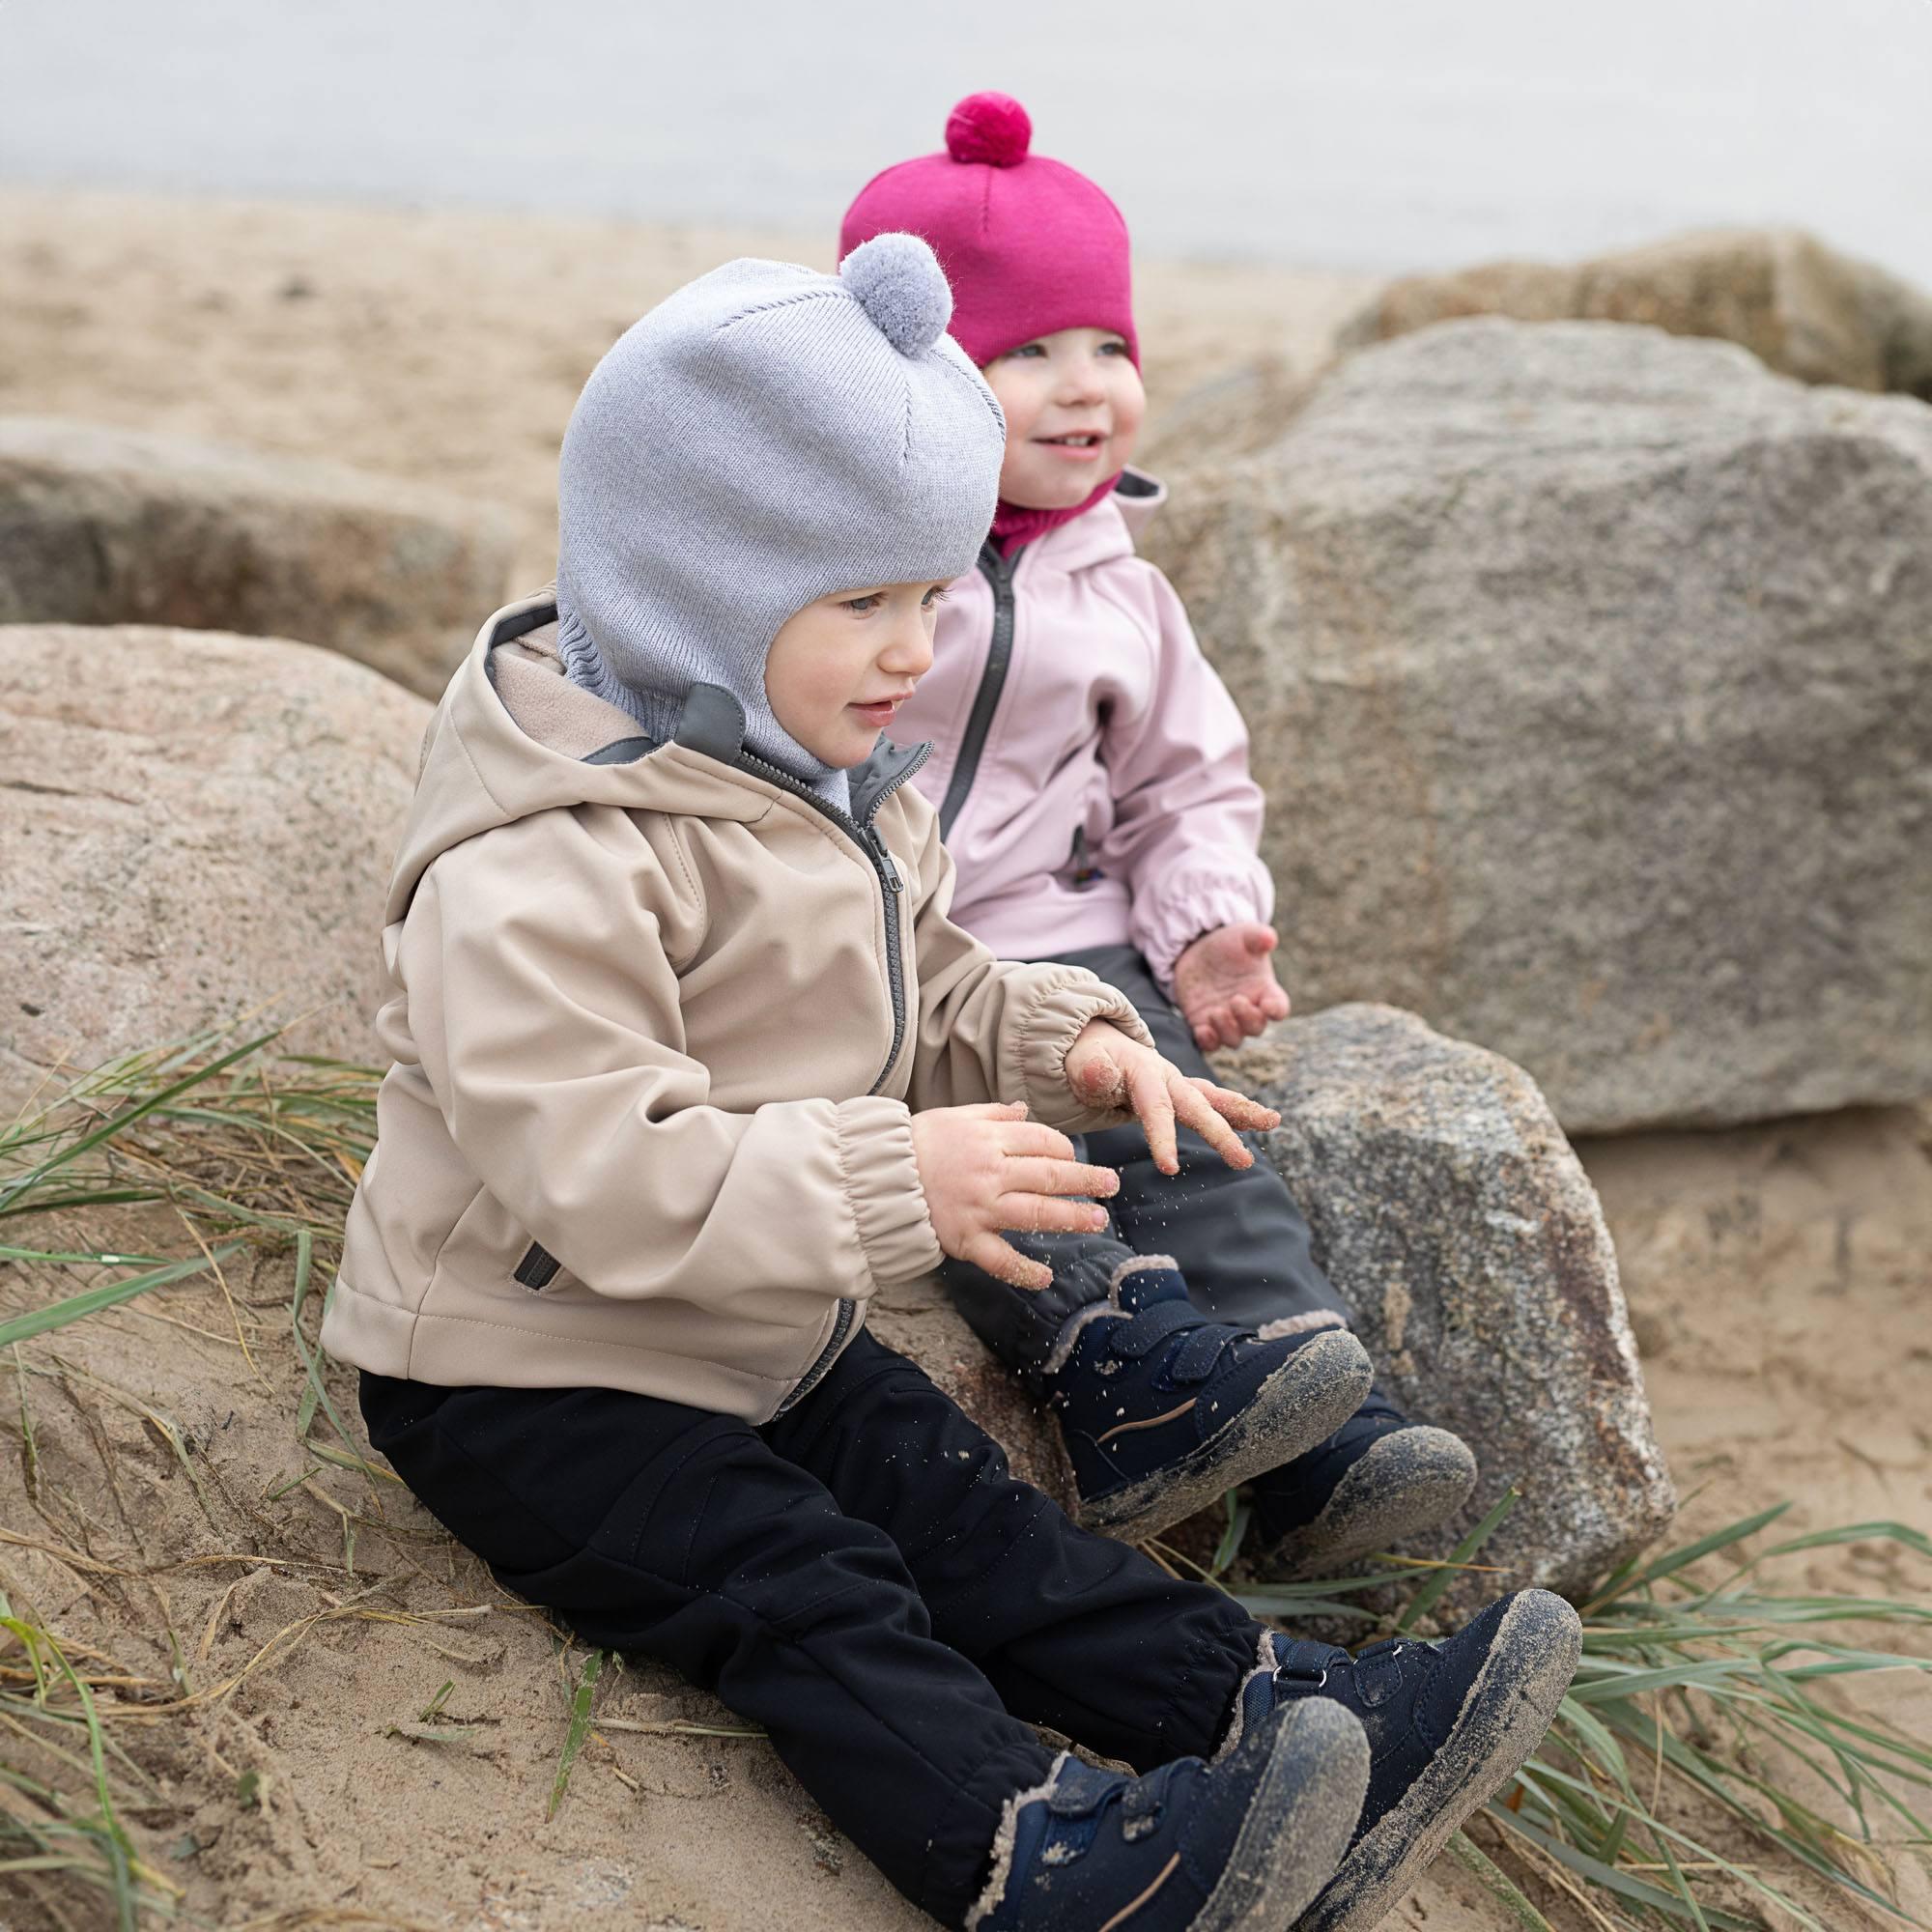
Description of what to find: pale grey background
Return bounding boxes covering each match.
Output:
[2,0,1928,278]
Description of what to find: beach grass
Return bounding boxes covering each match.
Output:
[2,1029,1929,1929]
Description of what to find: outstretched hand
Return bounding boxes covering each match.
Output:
[910,1101,1121,1291]
[1173,922,1291,1052]
[1062,1022,1280,1177]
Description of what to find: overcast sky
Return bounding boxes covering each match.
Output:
[4,0,1928,281]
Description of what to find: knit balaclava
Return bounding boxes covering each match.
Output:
[839,94,1138,554]
[555,234,1007,810]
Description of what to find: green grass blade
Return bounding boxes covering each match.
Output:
[548,1649,605,1821]
[0,1028,283,1214]
[1448,1830,1558,1930]
[1589,1504,1791,1606]
[0,1243,244,1349]
[1396,1484,1520,1634]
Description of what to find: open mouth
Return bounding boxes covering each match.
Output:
[1037,433,1105,448]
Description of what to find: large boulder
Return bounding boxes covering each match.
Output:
[1143,319,1932,1132]
[1338,228,1932,398]
[0,624,428,1110]
[0,417,515,696]
[1220,1005,1675,1605]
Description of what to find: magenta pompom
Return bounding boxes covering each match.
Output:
[945,92,1032,168]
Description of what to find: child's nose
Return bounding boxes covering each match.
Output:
[881,614,934,677]
[1055,355,1108,404]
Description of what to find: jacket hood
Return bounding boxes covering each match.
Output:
[392,593,927,928]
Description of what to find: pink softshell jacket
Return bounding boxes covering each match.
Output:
[895,470,1273,994]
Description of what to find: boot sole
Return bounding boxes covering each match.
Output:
[1295,1590,1583,1932]
[1077,1332,1373,1544]
[1264,1429,1480,1580]
[1195,1700,1372,1931]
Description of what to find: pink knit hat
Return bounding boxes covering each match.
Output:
[839,93,1137,369]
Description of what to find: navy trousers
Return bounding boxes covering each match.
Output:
[942,943,1352,1387]
[361,1331,1260,1927]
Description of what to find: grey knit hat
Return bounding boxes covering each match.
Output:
[554,233,1007,806]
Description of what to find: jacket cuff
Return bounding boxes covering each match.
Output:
[1011,969,1157,1131]
[1135,871,1276,996]
[834,1095,945,1289]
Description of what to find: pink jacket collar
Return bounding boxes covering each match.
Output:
[1013,468,1168,576]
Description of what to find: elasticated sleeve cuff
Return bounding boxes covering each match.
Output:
[834,1094,945,1290]
[1134,868,1276,996]
[1009,969,1158,1132]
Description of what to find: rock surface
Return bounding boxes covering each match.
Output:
[0,624,428,1111]
[0,416,514,696]
[1219,1004,1676,1605]
[1338,227,1932,397]
[1143,318,1932,1133]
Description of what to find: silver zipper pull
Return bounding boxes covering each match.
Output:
[867,827,903,891]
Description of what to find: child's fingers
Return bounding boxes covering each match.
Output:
[1068,1049,1129,1112]
[1189,1077,1281,1130]
[1192,1019,1218,1052]
[997,1191,1111,1237]
[996,1121,1081,1163]
[1169,1076,1254,1169]
[1001,1156,1120,1200]
[1232,994,1267,1037]
[1260,983,1292,1021]
[1126,1060,1180,1174]
[960,1231,1052,1290]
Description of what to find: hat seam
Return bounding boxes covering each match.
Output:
[712,286,843,337]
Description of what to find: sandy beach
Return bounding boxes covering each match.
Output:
[2,185,1928,1931]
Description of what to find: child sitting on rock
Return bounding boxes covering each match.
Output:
[321,235,1578,1931]
[839,96,1481,1572]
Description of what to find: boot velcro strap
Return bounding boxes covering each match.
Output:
[1271,1636,1347,1693]
[1044,1755,1119,1818]
[1106,1299,1202,1362]
[1120,1776,1164,1839]
[1168,1322,1236,1384]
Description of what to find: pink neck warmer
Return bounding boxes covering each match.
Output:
[989,474,1122,555]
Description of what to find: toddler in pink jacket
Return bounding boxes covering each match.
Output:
[840,96,1480,1573]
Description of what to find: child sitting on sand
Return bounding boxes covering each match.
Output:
[321,234,1578,1931]
[839,96,1481,1573]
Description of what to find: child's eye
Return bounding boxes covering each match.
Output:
[1098,338,1130,356]
[841,594,884,613]
[1006,343,1047,359]
[922,585,951,608]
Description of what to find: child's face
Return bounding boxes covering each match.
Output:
[765,580,951,771]
[981,327,1145,510]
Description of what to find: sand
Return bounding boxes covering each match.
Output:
[1,187,1928,1931]
[0,186,1375,594]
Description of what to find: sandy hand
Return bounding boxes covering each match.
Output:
[1063,1021,1280,1177]
[1173,922,1293,1051]
[909,1101,1121,1291]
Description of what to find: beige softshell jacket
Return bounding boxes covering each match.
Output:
[320,594,1153,1421]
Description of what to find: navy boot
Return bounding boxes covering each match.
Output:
[969,1700,1370,1932]
[1249,1385,1477,1578]
[1046,1261,1372,1542]
[1218,1591,1581,1932]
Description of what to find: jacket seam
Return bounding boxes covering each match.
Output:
[331,1281,816,1386]
[660,816,704,918]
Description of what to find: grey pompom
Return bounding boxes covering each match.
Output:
[839,232,953,356]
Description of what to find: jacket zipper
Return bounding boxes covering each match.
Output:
[937,541,1024,838]
[725,743,929,1415]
